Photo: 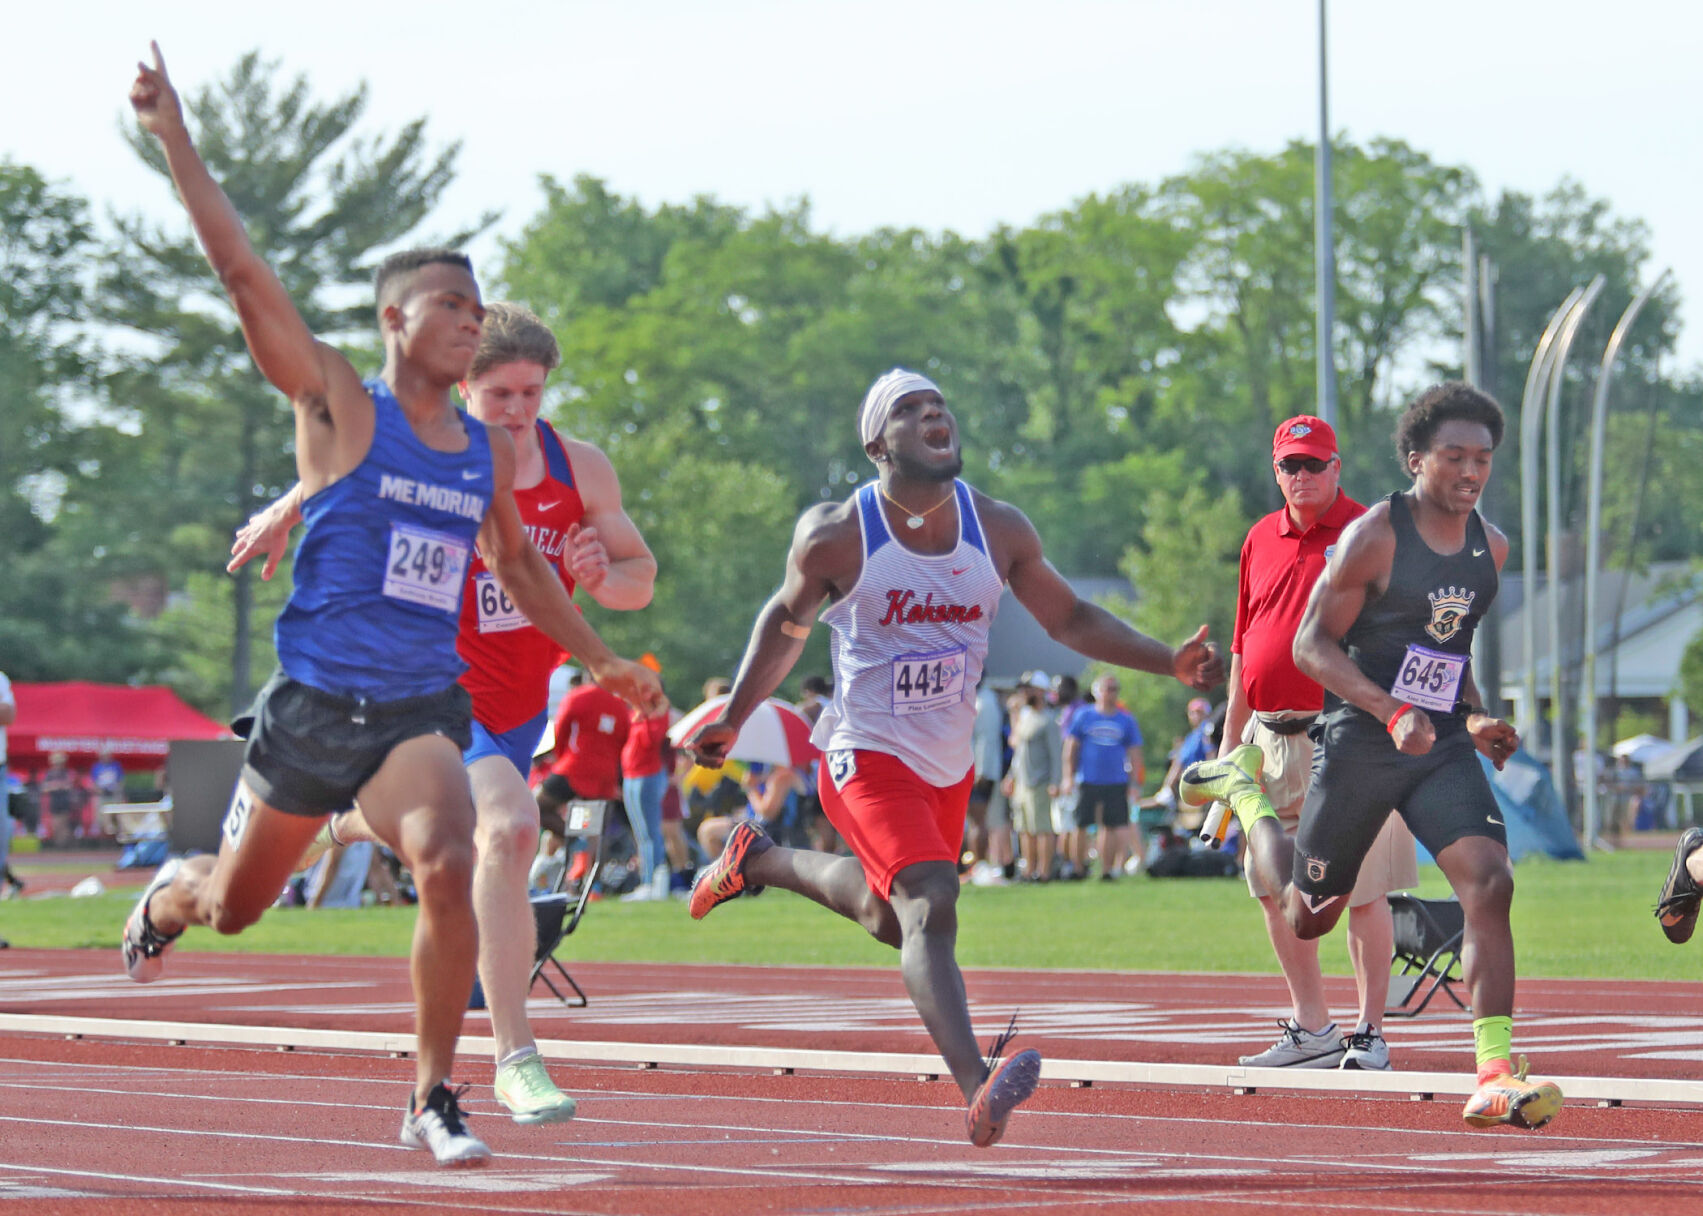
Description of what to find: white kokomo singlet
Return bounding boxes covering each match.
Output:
[811,479,1003,786]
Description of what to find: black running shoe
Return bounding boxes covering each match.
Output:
[1656,827,1703,945]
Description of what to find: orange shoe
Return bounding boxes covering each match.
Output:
[1461,1058,1563,1129]
[688,820,769,920]
[965,1017,1043,1148]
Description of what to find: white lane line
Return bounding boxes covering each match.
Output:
[0,1113,407,1155]
[5,1062,1698,1158]
[0,1160,299,1198]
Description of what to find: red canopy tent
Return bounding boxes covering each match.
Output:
[8,681,230,773]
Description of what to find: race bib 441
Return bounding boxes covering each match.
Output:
[890,647,967,716]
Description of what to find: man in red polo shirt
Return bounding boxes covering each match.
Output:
[538,672,631,818]
[1216,415,1416,1071]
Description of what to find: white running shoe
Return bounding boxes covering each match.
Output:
[1339,1028,1392,1071]
[1239,1018,1346,1068]
[120,858,184,983]
[401,1082,492,1166]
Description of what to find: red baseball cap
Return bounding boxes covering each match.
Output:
[1272,415,1337,461]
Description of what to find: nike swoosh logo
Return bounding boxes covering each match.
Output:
[1487,816,1504,826]
[1473,548,1486,557]
[1301,893,1341,914]
[461,469,481,481]
[538,501,560,511]
[951,566,970,576]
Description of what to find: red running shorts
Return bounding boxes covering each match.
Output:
[817,748,974,899]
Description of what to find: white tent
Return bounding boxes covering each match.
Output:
[1613,734,1673,764]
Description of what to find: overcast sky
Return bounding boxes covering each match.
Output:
[12,0,1699,370]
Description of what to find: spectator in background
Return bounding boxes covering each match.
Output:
[966,676,1012,886]
[536,670,631,838]
[91,748,126,809]
[1049,675,1091,879]
[1213,412,1414,1073]
[798,675,832,722]
[0,671,17,918]
[795,676,836,854]
[620,675,674,902]
[41,752,86,849]
[1158,698,1216,813]
[657,748,693,895]
[1003,675,1063,883]
[1051,675,1084,729]
[1061,675,1144,880]
[697,762,799,859]
[678,676,745,848]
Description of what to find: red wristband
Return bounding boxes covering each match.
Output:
[1386,703,1416,735]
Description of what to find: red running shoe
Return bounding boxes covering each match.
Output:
[688,820,768,920]
[965,1016,1043,1147]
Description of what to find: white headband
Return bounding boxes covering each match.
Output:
[858,368,941,453]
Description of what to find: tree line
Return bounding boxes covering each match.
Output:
[2,53,1696,764]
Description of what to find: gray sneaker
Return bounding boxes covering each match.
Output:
[1239,1019,1345,1068]
[1339,1028,1391,1071]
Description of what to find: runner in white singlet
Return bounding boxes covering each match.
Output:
[681,367,1224,1148]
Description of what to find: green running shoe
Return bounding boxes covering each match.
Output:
[1181,743,1278,832]
[1179,743,1265,807]
[494,1050,578,1125]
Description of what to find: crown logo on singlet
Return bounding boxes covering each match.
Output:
[1425,585,1475,644]
[879,589,985,627]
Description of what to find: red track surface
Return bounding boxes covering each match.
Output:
[3,949,1702,1213]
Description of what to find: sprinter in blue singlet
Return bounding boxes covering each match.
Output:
[120,44,662,1168]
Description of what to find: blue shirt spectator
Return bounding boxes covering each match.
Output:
[1068,702,1143,785]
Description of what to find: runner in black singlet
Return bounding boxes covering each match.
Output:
[1181,382,1561,1131]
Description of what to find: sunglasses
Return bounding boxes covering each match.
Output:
[1276,455,1332,475]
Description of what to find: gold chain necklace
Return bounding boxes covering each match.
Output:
[879,484,954,530]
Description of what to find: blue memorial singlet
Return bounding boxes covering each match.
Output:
[275,379,494,700]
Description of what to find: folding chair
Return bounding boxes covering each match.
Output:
[529,799,611,1008]
[1385,893,1469,1018]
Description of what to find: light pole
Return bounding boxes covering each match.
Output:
[1314,0,1337,428]
[1518,286,1584,743]
[1581,270,1670,848]
[1542,277,1605,809]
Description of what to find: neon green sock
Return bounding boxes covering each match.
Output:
[1473,1015,1513,1075]
[1228,785,1279,834]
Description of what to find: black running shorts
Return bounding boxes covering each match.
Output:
[237,669,473,818]
[1077,783,1132,829]
[1293,713,1504,900]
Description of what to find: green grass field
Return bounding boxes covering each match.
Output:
[2,848,1690,981]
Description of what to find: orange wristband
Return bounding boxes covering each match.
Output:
[1386,703,1416,735]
